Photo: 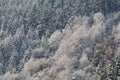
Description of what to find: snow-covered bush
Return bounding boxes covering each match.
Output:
[49,30,63,50]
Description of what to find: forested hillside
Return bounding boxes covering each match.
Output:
[0,0,120,80]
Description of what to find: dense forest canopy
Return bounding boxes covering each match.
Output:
[0,0,120,35]
[0,0,120,80]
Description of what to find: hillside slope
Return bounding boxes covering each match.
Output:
[0,0,120,80]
